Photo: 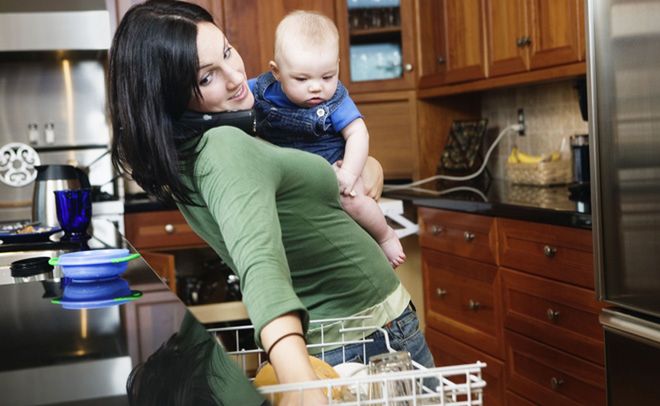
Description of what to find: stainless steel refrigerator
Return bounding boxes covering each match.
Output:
[587,0,660,403]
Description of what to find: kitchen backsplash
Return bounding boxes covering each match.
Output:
[481,79,589,180]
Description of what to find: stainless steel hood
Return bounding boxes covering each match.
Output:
[0,0,111,51]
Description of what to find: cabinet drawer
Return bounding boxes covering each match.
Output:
[501,269,604,365]
[124,210,206,250]
[419,208,497,264]
[423,249,503,357]
[505,331,605,406]
[427,327,505,406]
[498,218,593,288]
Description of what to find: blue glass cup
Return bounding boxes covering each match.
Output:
[54,189,92,242]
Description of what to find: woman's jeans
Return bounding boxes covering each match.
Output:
[316,304,435,369]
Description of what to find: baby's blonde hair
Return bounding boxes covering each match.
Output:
[274,10,339,64]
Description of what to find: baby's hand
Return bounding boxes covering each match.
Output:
[333,164,359,197]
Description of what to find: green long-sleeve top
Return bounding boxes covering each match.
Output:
[177,127,410,350]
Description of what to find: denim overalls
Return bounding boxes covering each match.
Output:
[253,72,347,164]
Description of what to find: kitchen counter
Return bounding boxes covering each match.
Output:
[0,228,220,405]
[384,178,592,229]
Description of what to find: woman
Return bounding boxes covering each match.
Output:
[110,0,433,403]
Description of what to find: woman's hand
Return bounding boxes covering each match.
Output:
[333,165,360,196]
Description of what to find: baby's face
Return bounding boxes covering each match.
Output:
[275,46,339,108]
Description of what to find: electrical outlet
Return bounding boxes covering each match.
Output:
[517,108,526,136]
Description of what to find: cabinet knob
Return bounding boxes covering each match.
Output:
[543,245,557,257]
[516,37,525,47]
[550,377,564,390]
[546,308,560,322]
[436,288,447,298]
[468,299,481,311]
[164,224,175,234]
[436,56,445,64]
[404,63,413,72]
[430,225,444,235]
[464,231,475,242]
[523,36,532,46]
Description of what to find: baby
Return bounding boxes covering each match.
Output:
[250,10,405,268]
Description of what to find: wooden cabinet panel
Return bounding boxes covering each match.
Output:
[441,0,487,84]
[486,0,529,77]
[497,218,593,288]
[141,251,177,292]
[123,288,187,366]
[125,210,206,250]
[427,328,505,406]
[527,0,582,69]
[505,331,605,406]
[353,91,418,179]
[506,390,538,406]
[501,268,604,365]
[423,249,504,357]
[419,208,497,264]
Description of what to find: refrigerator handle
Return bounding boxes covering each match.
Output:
[600,308,660,345]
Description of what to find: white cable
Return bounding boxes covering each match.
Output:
[383,123,523,191]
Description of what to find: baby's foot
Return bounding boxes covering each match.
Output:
[379,228,406,268]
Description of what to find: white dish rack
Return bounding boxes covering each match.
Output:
[208,316,486,405]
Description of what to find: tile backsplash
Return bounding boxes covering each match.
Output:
[481,79,589,180]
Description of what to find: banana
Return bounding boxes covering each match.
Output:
[507,147,520,164]
[516,149,543,164]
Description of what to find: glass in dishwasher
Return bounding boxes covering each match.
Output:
[367,351,413,402]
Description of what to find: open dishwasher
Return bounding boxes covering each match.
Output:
[208,315,486,405]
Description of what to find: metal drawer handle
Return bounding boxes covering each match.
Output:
[430,225,444,235]
[436,288,447,298]
[547,308,560,322]
[543,245,557,257]
[550,377,564,390]
[464,231,475,242]
[164,224,175,234]
[468,299,481,311]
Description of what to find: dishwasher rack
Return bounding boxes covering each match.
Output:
[208,316,486,405]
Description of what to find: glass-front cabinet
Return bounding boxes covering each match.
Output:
[336,0,416,93]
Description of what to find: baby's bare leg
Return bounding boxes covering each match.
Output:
[340,177,406,268]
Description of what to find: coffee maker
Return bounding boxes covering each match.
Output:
[32,165,90,228]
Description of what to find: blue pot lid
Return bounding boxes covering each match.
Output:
[58,249,130,265]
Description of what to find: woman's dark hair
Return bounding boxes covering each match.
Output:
[126,332,220,405]
[109,0,214,205]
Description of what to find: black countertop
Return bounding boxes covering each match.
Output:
[0,228,219,405]
[384,178,592,229]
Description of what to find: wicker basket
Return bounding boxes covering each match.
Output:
[506,159,572,186]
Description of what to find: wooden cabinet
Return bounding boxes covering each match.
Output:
[125,210,208,293]
[123,285,187,365]
[335,0,417,93]
[505,331,605,405]
[486,0,584,77]
[417,0,585,93]
[417,0,487,87]
[427,328,505,406]
[124,210,206,250]
[498,218,594,289]
[419,207,604,405]
[353,91,418,179]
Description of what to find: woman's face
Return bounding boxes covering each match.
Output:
[188,22,254,112]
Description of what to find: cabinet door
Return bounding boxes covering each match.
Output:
[423,249,504,357]
[527,0,582,70]
[427,328,505,406]
[336,0,416,93]
[352,91,418,179]
[438,0,487,84]
[141,251,177,293]
[123,289,187,365]
[486,0,529,77]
